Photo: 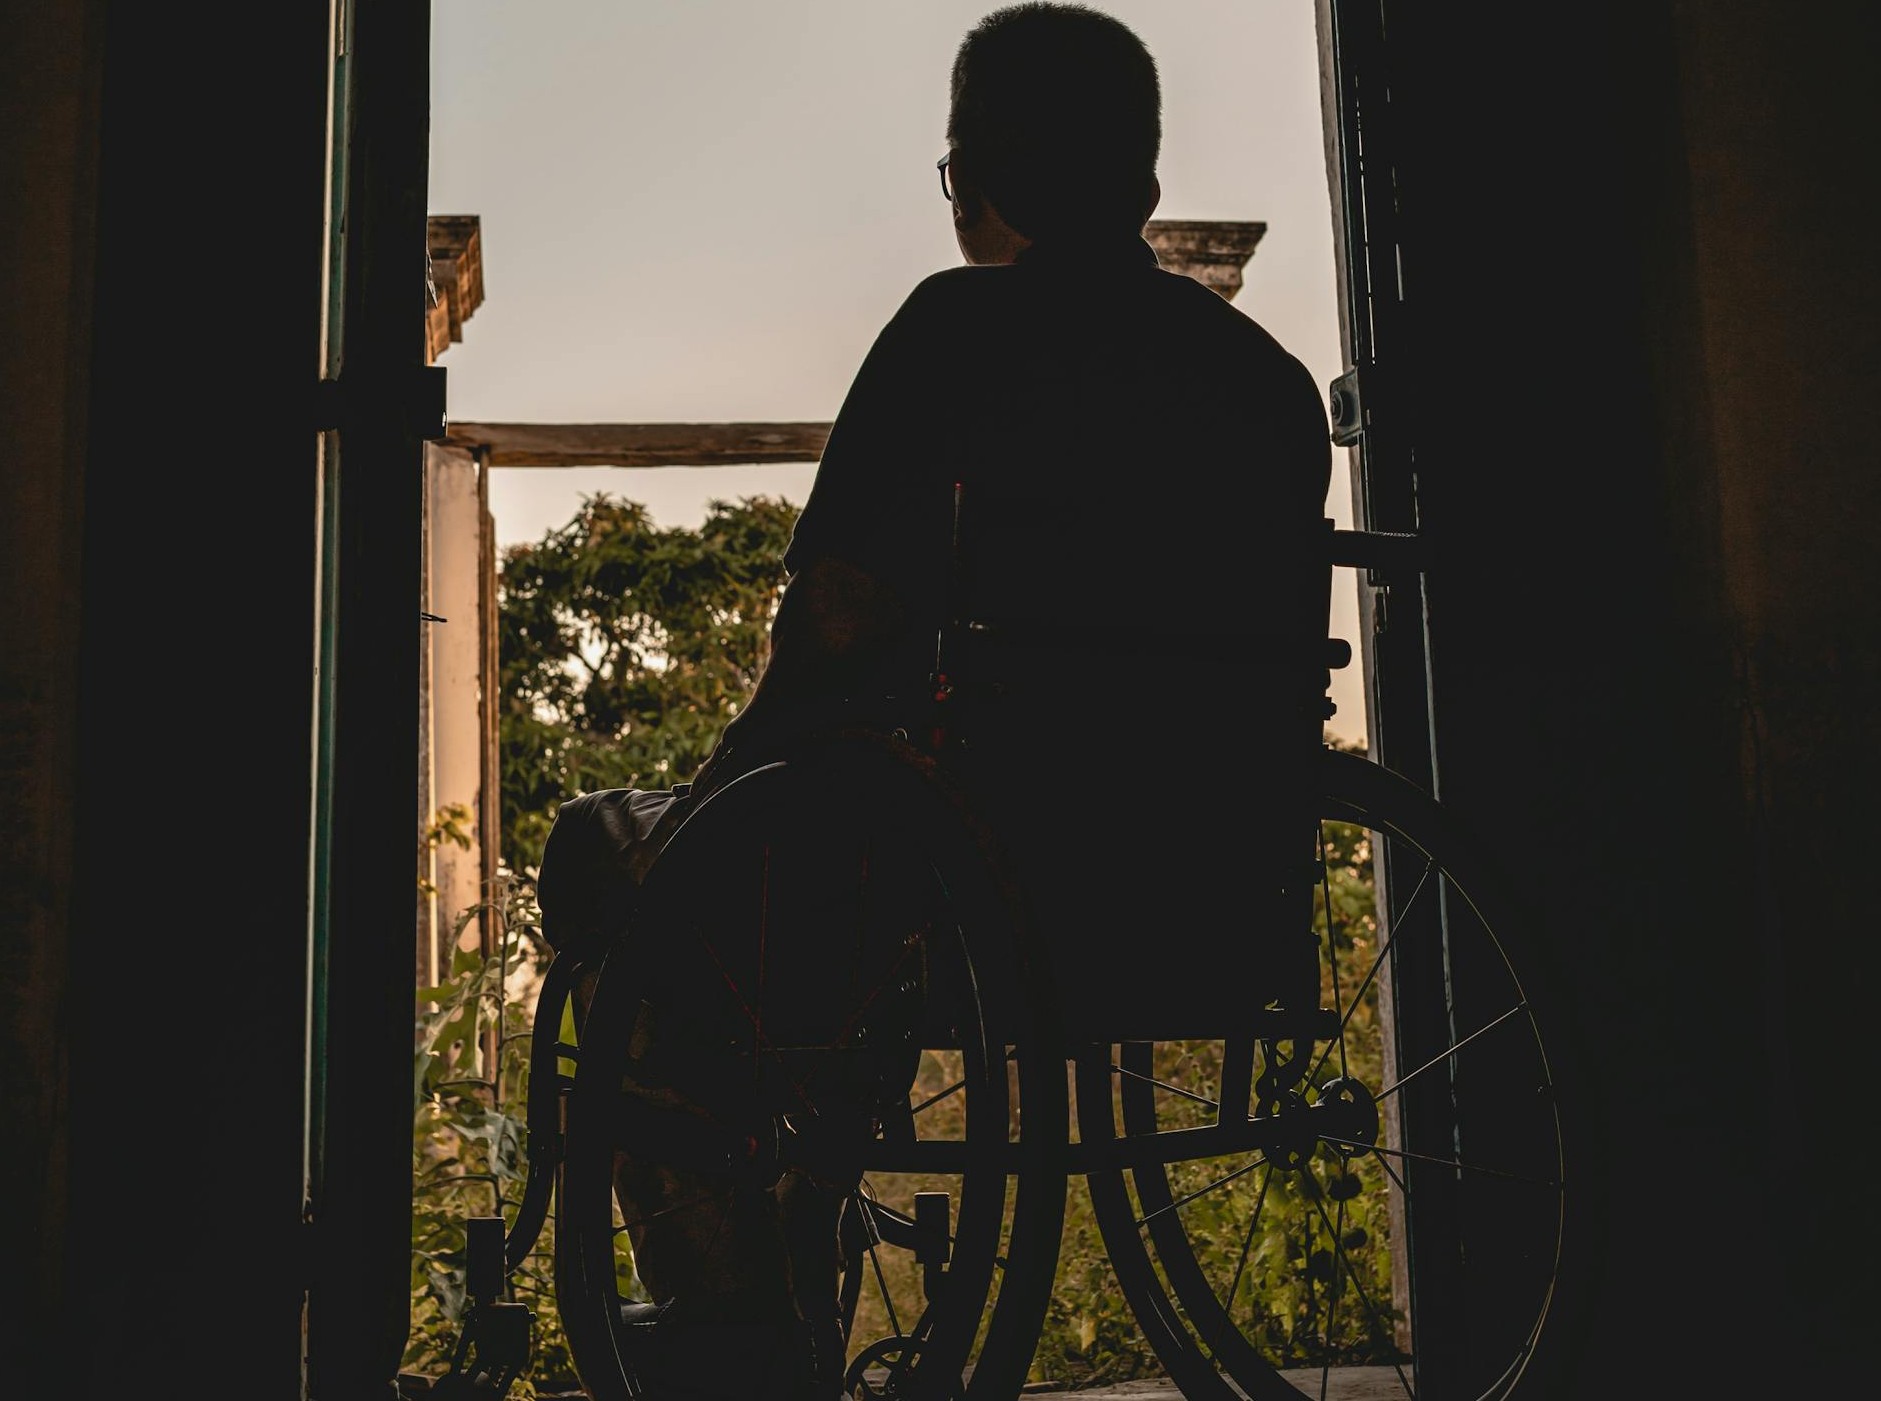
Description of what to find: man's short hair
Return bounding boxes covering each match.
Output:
[947,3,1162,243]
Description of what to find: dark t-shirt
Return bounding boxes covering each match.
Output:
[787,234,1329,681]
[774,235,1335,1034]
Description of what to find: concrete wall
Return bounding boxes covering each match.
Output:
[421,442,493,983]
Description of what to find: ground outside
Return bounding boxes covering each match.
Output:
[402,1367,1406,1399]
[1020,1372,1404,1398]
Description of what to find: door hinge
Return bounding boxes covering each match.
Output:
[1328,361,1378,448]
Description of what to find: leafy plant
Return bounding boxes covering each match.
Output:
[404,871,580,1398]
[419,801,476,900]
[407,495,799,1395]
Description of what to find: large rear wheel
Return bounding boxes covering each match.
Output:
[1077,746,1571,1399]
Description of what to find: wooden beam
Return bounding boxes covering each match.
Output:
[443,421,833,467]
[443,219,1271,464]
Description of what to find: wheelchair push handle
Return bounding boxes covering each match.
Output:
[1326,523,1428,578]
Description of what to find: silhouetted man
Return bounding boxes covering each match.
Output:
[712,0,1333,1013]
[539,6,1331,1397]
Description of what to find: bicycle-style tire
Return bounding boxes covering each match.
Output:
[555,733,1069,1401]
[1077,745,1572,1400]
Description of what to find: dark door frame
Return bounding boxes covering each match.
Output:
[306,1,445,1395]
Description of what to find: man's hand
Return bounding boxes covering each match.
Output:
[771,554,905,664]
[727,554,906,746]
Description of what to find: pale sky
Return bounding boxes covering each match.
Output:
[428,0,1366,742]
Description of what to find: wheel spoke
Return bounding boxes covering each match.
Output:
[1316,824,1349,1084]
[1316,1186,1351,1398]
[856,1194,905,1340]
[684,924,831,1119]
[1306,1178,1416,1397]
[910,1075,966,1115]
[911,1044,1015,1118]
[1216,1159,1275,1332]
[686,917,923,1113]
[1137,1153,1268,1228]
[755,843,769,1089]
[1371,1143,1409,1196]
[845,845,872,1010]
[1307,853,1436,1088]
[1115,1058,1220,1110]
[1376,1003,1530,1103]
[613,1187,725,1236]
[1322,1133,1562,1190]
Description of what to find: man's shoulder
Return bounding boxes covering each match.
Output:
[885,258,1317,397]
[895,263,1020,315]
[862,265,1033,362]
[1145,264,1297,351]
[1158,269,1325,399]
[893,258,1242,333]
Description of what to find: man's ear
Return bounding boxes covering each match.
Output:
[1142,174,1162,225]
[948,148,989,227]
[949,155,984,229]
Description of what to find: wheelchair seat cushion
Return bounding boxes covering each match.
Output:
[536,783,693,953]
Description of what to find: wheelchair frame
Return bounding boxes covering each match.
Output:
[474,521,1575,1401]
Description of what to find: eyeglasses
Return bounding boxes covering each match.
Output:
[937,152,953,202]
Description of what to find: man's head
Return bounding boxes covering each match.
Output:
[945,3,1162,254]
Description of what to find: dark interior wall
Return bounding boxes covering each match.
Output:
[1663,6,1881,1375]
[1387,0,1880,1392]
[0,0,100,1373]
[0,1,331,1393]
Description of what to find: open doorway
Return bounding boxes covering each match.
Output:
[410,4,1374,1395]
[428,0,1361,736]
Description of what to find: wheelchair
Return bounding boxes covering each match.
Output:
[491,518,1574,1401]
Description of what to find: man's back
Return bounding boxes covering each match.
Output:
[786,236,1330,668]
[781,233,1333,1033]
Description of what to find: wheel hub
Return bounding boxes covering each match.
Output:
[1308,1076,1380,1157]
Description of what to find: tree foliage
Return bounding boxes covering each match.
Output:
[496,492,798,875]
[405,873,578,1397]
[405,493,797,1391]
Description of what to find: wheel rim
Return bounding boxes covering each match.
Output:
[1077,747,1568,1400]
[557,740,1067,1400]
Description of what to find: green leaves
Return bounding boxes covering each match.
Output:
[405,872,579,1396]
[496,492,798,876]
[417,489,793,1392]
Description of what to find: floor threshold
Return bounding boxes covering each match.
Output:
[1019,1367,1407,1398]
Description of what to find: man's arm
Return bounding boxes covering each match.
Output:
[733,553,907,738]
[712,279,958,759]
[707,552,910,771]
